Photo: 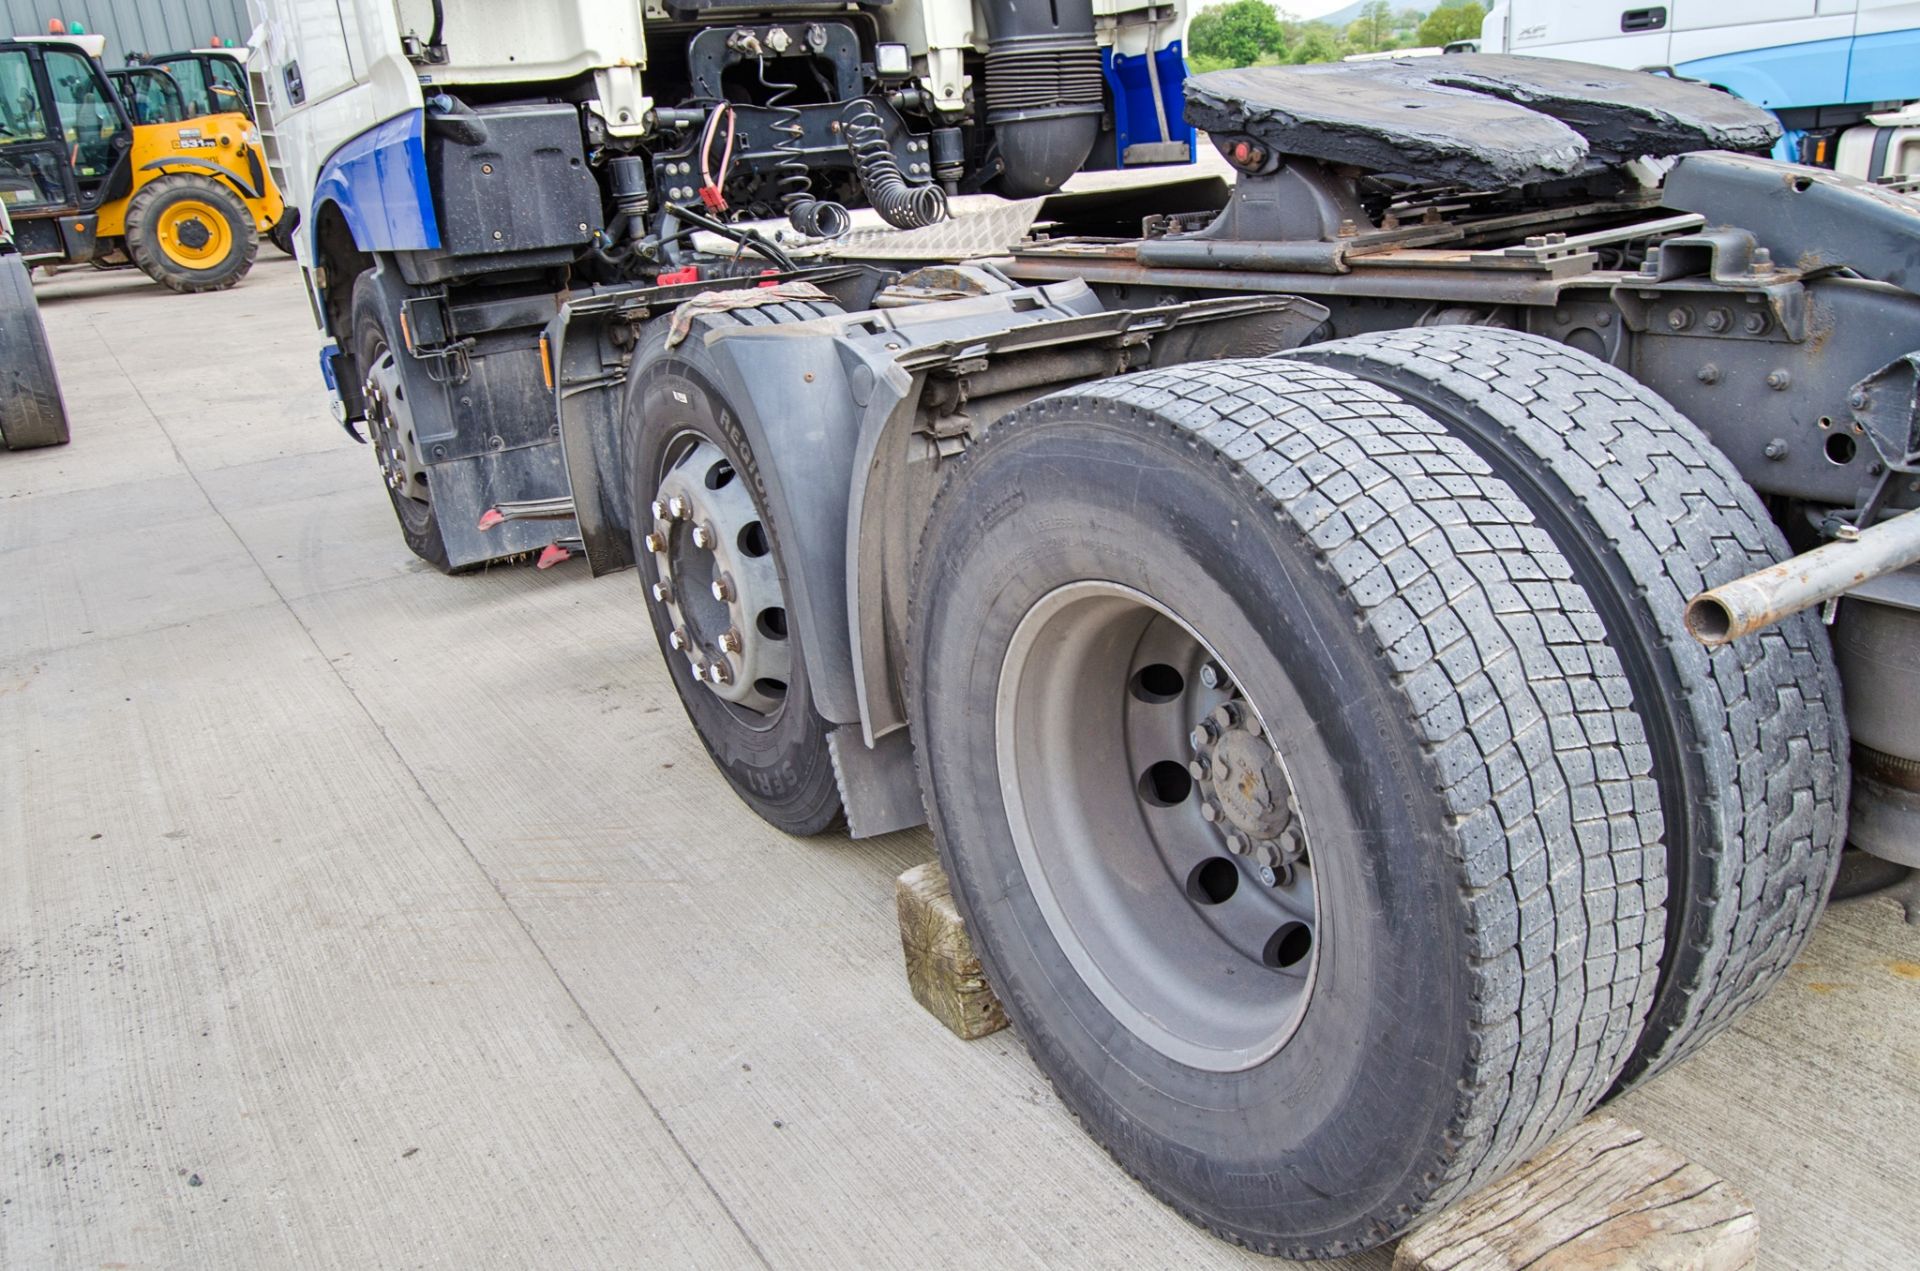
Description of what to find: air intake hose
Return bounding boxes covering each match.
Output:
[981,0,1104,197]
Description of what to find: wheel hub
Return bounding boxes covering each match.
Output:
[363,351,427,501]
[996,582,1322,1071]
[1191,702,1306,878]
[175,217,212,251]
[645,439,791,715]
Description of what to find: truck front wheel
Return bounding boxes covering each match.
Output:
[350,274,455,572]
[909,361,1668,1256]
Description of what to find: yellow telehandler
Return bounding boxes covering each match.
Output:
[0,35,282,292]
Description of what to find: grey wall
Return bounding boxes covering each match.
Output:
[3,0,252,67]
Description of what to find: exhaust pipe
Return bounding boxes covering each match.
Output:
[1684,509,1920,645]
[980,0,1104,198]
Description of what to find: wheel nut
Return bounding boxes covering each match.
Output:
[1257,864,1278,887]
[669,628,688,651]
[692,523,715,550]
[708,658,734,685]
[1189,723,1215,750]
[719,628,743,654]
[667,495,690,519]
[712,576,734,603]
[652,581,674,603]
[650,499,669,520]
[644,532,666,554]
[1199,661,1230,690]
[1187,760,1207,782]
[1225,832,1249,856]
[1200,802,1220,824]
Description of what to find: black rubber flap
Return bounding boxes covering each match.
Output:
[1187,55,1779,188]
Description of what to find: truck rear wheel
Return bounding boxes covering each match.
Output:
[124,173,258,293]
[0,252,69,449]
[909,361,1666,1256]
[1292,328,1847,1090]
[623,301,847,835]
[350,273,456,573]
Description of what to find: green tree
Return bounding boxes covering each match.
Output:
[1188,0,1289,69]
[1344,1,1395,52]
[1416,1,1487,46]
[1289,27,1340,64]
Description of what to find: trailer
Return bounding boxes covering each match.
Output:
[258,2,1919,1254]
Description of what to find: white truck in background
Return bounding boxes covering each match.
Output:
[1482,0,1920,174]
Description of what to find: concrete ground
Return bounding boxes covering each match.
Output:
[2,256,1917,1271]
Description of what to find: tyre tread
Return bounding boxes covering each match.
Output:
[1292,327,1846,1086]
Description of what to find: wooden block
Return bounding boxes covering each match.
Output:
[896,861,1008,1041]
[1393,1115,1757,1271]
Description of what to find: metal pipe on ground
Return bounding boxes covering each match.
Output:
[1684,509,1920,645]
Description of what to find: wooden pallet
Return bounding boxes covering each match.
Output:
[894,861,1759,1267]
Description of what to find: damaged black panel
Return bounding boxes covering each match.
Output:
[1186,63,1588,190]
[1186,55,1780,189]
[1395,55,1780,164]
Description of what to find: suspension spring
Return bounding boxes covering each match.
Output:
[843,99,947,231]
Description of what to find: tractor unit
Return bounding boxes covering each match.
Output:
[257,0,1919,1257]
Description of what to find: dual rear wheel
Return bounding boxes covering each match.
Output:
[633,326,1845,1255]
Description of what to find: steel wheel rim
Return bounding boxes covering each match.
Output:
[995,581,1322,1072]
[644,428,793,729]
[157,199,230,267]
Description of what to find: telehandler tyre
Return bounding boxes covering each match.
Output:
[909,360,1667,1257]
[623,300,848,836]
[124,173,258,293]
[350,273,457,573]
[0,252,69,449]
[1292,328,1847,1090]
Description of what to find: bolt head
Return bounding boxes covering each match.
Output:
[1189,723,1214,750]
[1225,832,1249,856]
[1697,363,1720,385]
[1850,389,1870,410]
[1187,760,1207,782]
[1667,306,1693,331]
[1199,661,1227,690]
[1764,439,1788,461]
[1200,802,1220,824]
[1766,369,1791,391]
[1257,864,1278,887]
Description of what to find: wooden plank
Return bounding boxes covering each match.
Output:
[896,861,1009,1041]
[1393,1116,1757,1271]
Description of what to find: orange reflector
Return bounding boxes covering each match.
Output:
[539,335,554,390]
[399,309,413,352]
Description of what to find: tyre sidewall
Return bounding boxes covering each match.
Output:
[0,253,69,449]
[913,411,1477,1249]
[623,338,840,833]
